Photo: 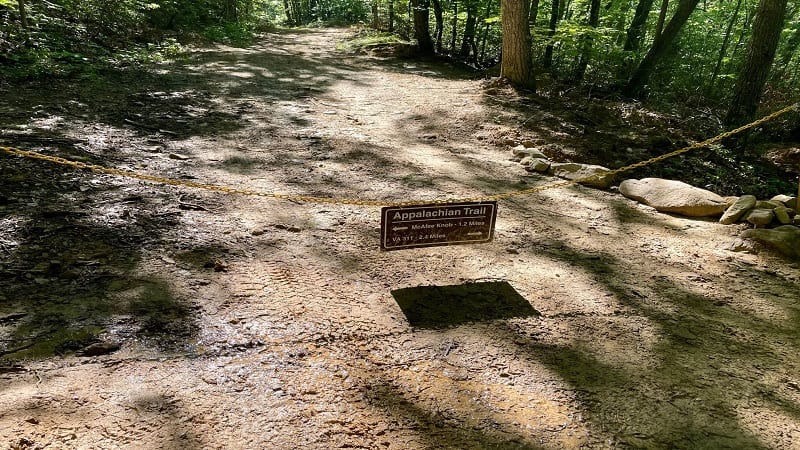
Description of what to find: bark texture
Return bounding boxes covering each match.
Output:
[501,0,535,89]
[724,0,788,127]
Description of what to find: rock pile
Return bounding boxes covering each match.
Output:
[719,194,798,226]
[510,145,800,259]
[511,145,614,189]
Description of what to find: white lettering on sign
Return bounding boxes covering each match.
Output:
[380,202,498,251]
[392,206,489,222]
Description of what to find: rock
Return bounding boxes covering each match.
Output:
[725,239,755,253]
[77,342,120,357]
[549,163,614,188]
[744,209,775,226]
[522,157,550,173]
[619,178,728,217]
[755,200,783,209]
[720,195,756,225]
[795,215,800,225]
[774,206,792,225]
[742,225,800,260]
[512,145,547,160]
[771,194,797,209]
[168,153,191,160]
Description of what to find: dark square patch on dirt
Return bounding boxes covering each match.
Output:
[391,281,539,328]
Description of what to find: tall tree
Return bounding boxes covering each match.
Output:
[411,0,434,55]
[724,0,788,127]
[709,0,743,89]
[461,2,479,60]
[624,0,656,52]
[622,0,701,98]
[529,0,541,25]
[655,0,669,38]
[431,0,444,52]
[389,0,394,31]
[573,0,601,80]
[17,0,28,29]
[543,0,560,68]
[500,0,535,88]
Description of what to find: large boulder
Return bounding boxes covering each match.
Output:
[720,195,756,224]
[742,225,800,260]
[619,178,729,217]
[548,163,614,189]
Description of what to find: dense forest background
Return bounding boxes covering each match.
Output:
[1,0,798,113]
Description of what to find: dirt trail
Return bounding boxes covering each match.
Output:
[2,28,800,449]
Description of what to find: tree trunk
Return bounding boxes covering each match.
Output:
[623,0,701,98]
[709,0,742,89]
[624,0,655,52]
[450,1,458,54]
[501,0,535,89]
[529,0,540,25]
[283,0,293,25]
[389,0,394,31]
[432,0,444,53]
[724,0,788,127]
[411,0,434,55]
[477,0,494,62]
[655,0,669,38]
[573,0,601,80]
[460,5,478,60]
[543,0,560,68]
[17,0,28,29]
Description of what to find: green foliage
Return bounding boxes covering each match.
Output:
[313,0,370,25]
[0,0,278,80]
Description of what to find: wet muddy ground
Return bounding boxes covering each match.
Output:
[2,28,800,449]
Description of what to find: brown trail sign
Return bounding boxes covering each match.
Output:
[380,202,498,251]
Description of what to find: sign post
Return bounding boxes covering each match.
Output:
[381,201,498,251]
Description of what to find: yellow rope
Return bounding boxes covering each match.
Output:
[1,103,797,207]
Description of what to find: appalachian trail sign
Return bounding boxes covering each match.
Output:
[380,201,498,251]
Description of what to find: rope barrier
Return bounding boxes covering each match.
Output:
[1,103,798,207]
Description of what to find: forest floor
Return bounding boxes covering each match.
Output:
[2,28,800,449]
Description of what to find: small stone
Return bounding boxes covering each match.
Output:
[744,209,775,226]
[168,153,191,160]
[549,163,614,188]
[512,145,547,159]
[720,195,756,225]
[25,417,39,425]
[522,157,550,173]
[251,228,266,236]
